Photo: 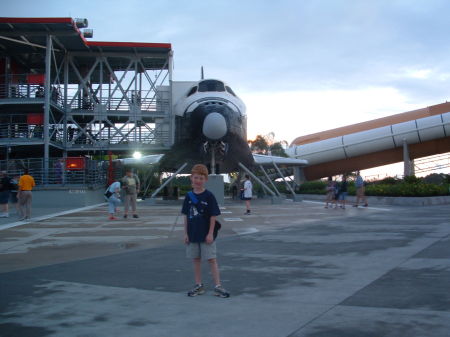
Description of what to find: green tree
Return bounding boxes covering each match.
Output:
[250,135,269,154]
[269,142,288,157]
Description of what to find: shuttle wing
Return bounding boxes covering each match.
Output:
[116,154,164,166]
[252,154,308,166]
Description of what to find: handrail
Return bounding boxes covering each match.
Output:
[0,157,106,187]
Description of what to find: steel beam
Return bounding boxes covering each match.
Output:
[43,34,52,184]
[150,162,187,199]
[238,162,276,197]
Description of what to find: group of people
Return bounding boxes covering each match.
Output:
[105,169,141,220]
[0,169,35,220]
[325,171,368,209]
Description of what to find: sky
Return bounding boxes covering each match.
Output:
[3,0,450,177]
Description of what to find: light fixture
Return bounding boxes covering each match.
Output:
[133,151,142,159]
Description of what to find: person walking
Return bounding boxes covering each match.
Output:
[243,175,253,215]
[182,164,229,298]
[338,175,348,209]
[105,180,121,220]
[121,169,140,218]
[18,169,35,220]
[324,176,335,209]
[0,171,12,217]
[354,171,369,207]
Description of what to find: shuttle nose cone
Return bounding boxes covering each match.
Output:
[202,112,227,140]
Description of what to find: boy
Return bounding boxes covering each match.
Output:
[242,174,252,214]
[182,164,230,298]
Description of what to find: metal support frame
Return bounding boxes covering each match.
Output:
[272,162,298,200]
[149,162,187,200]
[238,162,276,197]
[403,139,412,177]
[259,164,281,197]
[65,52,172,152]
[43,34,52,184]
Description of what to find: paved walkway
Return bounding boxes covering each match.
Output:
[0,198,449,336]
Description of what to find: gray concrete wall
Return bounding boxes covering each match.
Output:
[32,187,106,209]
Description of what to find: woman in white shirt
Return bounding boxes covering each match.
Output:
[243,175,253,215]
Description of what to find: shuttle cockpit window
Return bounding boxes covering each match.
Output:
[225,86,236,96]
[187,86,197,97]
[198,80,225,92]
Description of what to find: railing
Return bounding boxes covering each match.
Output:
[66,87,170,113]
[414,153,450,174]
[0,123,64,143]
[0,79,64,107]
[0,121,169,146]
[0,74,170,113]
[66,124,170,146]
[0,158,107,186]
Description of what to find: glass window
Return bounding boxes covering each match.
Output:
[225,86,236,96]
[187,86,197,97]
[198,80,225,92]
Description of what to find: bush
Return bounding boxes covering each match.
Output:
[298,180,327,194]
[298,175,450,197]
[365,182,448,197]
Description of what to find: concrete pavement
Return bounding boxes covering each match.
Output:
[0,198,449,336]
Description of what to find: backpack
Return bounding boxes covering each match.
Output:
[187,191,221,240]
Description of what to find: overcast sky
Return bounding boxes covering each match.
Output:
[3,0,450,175]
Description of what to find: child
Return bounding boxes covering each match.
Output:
[242,175,253,215]
[182,164,230,298]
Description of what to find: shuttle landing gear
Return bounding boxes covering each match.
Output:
[203,141,228,174]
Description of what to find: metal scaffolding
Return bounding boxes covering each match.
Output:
[0,17,173,183]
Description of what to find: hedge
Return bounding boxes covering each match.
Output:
[298,179,450,197]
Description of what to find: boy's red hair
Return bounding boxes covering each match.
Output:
[191,164,209,177]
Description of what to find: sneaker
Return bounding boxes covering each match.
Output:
[109,216,117,220]
[245,210,251,215]
[123,214,127,219]
[187,284,205,297]
[132,214,139,218]
[214,285,230,298]
[363,204,369,207]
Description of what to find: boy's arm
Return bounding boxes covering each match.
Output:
[205,216,216,244]
[183,215,189,244]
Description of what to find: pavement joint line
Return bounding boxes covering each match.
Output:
[286,225,450,336]
[287,225,450,337]
[0,203,106,232]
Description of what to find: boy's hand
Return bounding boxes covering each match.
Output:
[205,233,214,244]
[184,234,189,244]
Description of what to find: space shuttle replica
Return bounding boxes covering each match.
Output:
[122,76,308,174]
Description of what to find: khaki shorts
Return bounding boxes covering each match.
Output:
[186,241,217,260]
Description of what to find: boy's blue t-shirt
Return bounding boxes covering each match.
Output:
[182,189,221,243]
